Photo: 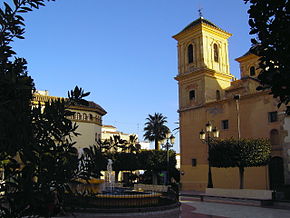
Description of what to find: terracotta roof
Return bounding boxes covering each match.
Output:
[87,101,106,114]
[225,80,244,91]
[238,45,260,59]
[33,93,106,115]
[102,125,116,128]
[225,77,260,91]
[102,131,129,136]
[176,17,228,35]
[102,131,120,134]
[241,49,252,58]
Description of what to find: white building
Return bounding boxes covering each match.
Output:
[33,91,107,151]
[101,125,150,150]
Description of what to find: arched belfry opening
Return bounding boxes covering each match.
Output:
[188,44,194,64]
[213,43,219,62]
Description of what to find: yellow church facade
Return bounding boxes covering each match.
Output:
[174,17,287,191]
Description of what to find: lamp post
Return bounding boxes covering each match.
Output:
[199,121,220,188]
[234,94,241,140]
[161,132,175,185]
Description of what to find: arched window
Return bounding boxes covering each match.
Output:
[89,114,93,121]
[95,115,100,123]
[189,90,195,101]
[83,113,87,120]
[213,43,219,62]
[76,113,81,120]
[216,90,221,100]
[187,44,194,64]
[250,66,255,76]
[95,133,99,142]
[270,129,279,146]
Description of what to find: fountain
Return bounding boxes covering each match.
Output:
[93,159,162,207]
[67,159,177,212]
[105,159,114,193]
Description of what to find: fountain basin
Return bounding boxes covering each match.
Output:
[96,192,161,198]
[91,193,162,207]
[65,187,163,208]
[91,188,161,207]
[70,178,105,194]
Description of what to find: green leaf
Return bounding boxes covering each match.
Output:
[13,0,19,7]
[20,7,33,12]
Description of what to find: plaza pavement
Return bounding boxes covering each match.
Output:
[180,196,290,217]
[180,191,290,218]
[56,191,290,217]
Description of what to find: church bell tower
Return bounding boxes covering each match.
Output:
[173,16,234,109]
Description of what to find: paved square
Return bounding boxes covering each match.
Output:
[181,197,290,218]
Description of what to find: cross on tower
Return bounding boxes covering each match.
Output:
[198,8,203,18]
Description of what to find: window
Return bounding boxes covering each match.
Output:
[250,66,256,76]
[89,114,93,121]
[76,113,81,120]
[221,120,229,130]
[213,43,219,62]
[189,90,195,101]
[95,133,99,142]
[270,129,279,145]
[216,90,221,100]
[268,111,278,123]
[188,44,194,64]
[192,159,197,167]
[83,113,87,120]
[96,115,102,124]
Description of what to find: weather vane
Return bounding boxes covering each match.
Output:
[198,8,203,18]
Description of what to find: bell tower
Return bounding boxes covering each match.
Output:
[173,17,234,109]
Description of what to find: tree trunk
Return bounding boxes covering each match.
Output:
[239,167,244,189]
[155,139,159,150]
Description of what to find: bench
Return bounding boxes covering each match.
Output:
[184,188,273,206]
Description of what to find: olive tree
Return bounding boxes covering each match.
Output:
[209,138,271,189]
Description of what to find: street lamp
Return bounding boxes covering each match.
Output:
[234,94,241,139]
[161,132,175,185]
[199,122,220,188]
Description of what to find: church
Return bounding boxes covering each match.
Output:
[173,16,289,191]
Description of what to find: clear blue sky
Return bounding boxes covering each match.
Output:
[4,0,252,151]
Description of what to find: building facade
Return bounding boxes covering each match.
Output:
[101,125,131,142]
[33,91,107,151]
[101,125,150,150]
[174,17,287,191]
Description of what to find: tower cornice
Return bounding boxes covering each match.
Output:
[175,68,233,82]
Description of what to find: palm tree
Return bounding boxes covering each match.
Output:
[143,113,170,150]
[122,135,141,153]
